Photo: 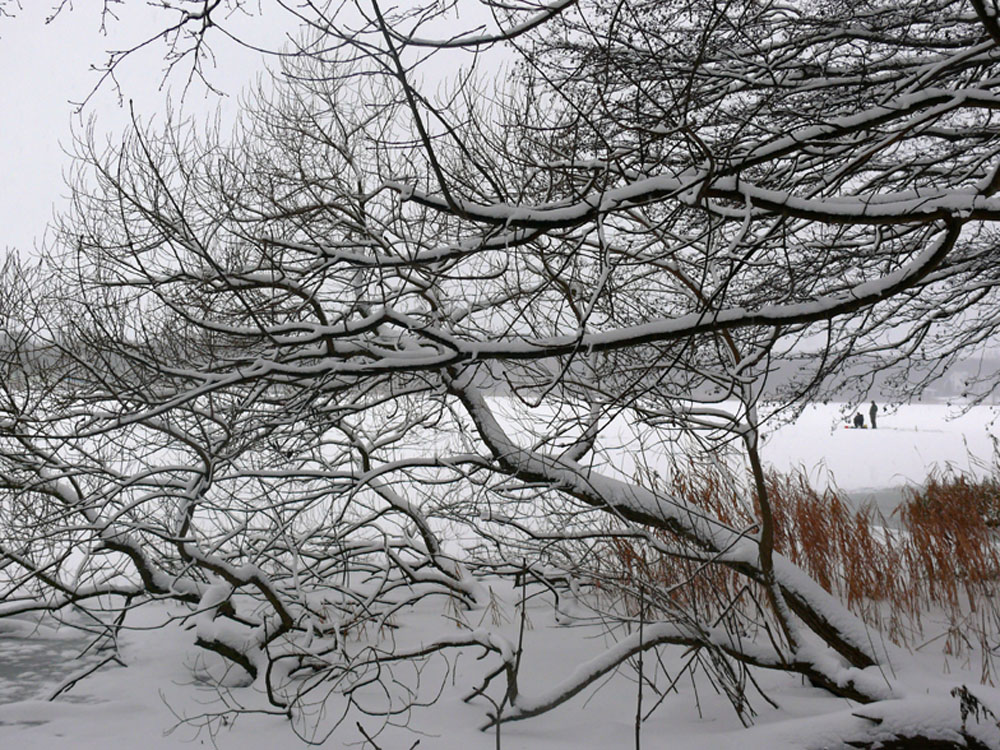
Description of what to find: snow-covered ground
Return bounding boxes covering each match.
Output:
[0,597,907,750]
[1,402,997,749]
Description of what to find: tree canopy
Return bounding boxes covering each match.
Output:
[4,1,1000,746]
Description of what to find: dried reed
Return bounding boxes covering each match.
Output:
[601,463,1000,676]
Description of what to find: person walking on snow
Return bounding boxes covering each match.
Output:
[869,401,878,429]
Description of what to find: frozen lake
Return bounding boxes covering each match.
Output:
[762,402,999,518]
[0,621,94,707]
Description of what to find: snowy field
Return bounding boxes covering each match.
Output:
[0,402,997,749]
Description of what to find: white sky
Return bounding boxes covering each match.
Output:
[0,4,288,258]
[0,3,504,260]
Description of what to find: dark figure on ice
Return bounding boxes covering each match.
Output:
[869,401,878,429]
[853,413,865,429]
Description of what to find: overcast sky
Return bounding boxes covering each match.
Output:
[0,4,502,261]
[0,4,285,259]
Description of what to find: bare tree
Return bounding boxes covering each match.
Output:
[5,1,1000,747]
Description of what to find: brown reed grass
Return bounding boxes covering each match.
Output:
[601,463,1000,675]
